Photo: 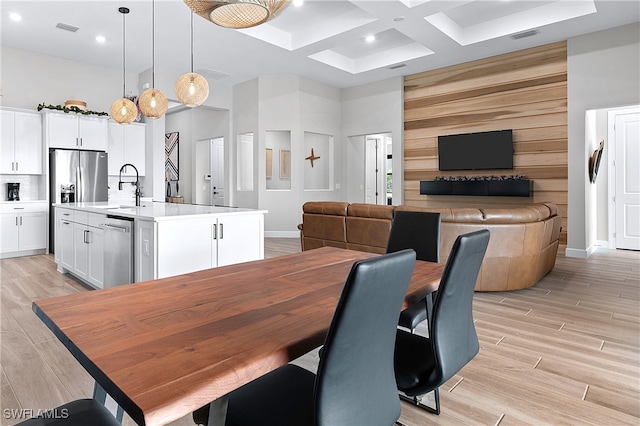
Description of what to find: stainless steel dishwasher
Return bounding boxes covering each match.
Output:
[103,215,134,287]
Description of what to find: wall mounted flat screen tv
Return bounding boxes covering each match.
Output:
[438,130,513,171]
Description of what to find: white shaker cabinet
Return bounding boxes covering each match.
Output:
[55,207,105,289]
[156,213,263,279]
[0,202,47,258]
[0,109,43,174]
[46,112,108,151]
[107,122,146,176]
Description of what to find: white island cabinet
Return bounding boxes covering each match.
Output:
[54,202,266,287]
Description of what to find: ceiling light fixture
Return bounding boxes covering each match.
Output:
[110,7,137,125]
[175,12,209,107]
[183,0,291,29]
[139,0,168,119]
[96,35,106,43]
[365,34,376,43]
[292,0,303,7]
[9,13,22,21]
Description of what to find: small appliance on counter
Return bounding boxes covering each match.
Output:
[7,183,20,201]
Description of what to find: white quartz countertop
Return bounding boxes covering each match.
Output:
[53,201,267,221]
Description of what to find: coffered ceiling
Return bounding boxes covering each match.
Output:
[1,0,638,89]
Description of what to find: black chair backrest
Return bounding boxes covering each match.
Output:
[431,229,489,385]
[386,210,441,262]
[315,249,416,426]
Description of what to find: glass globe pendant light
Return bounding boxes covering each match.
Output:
[175,11,209,107]
[139,0,168,119]
[110,7,137,124]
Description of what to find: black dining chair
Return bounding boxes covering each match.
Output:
[386,210,441,332]
[394,229,490,415]
[15,399,121,426]
[193,249,417,426]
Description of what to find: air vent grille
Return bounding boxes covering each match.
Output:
[511,30,539,40]
[195,68,231,81]
[56,22,80,32]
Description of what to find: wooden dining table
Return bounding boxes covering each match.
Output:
[33,246,444,426]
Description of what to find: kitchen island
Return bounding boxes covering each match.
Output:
[53,202,266,288]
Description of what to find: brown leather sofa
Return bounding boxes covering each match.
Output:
[298,201,562,291]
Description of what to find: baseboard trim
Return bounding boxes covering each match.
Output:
[565,245,599,259]
[265,231,299,238]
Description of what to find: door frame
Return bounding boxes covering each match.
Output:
[607,106,640,249]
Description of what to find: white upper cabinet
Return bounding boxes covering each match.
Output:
[46,112,108,151]
[0,109,43,174]
[108,122,146,176]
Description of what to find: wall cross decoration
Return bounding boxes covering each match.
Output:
[305,148,320,167]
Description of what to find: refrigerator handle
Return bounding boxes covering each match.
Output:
[76,167,82,202]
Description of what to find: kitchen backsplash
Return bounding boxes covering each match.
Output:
[108,176,147,200]
[0,175,47,201]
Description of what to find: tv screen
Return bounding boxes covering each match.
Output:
[438,130,513,171]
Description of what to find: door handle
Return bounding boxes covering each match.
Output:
[20,216,23,226]
[212,224,217,240]
[219,223,224,239]
[15,217,18,226]
[84,229,89,244]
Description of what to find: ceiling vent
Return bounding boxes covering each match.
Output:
[195,68,231,81]
[389,63,407,70]
[56,22,80,32]
[511,30,539,40]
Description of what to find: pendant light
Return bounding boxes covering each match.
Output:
[183,0,290,29]
[175,11,209,107]
[110,7,137,125]
[139,0,168,119]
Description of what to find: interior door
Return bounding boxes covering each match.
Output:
[211,137,225,206]
[365,137,385,204]
[614,112,640,250]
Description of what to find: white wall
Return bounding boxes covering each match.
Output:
[341,77,404,205]
[567,23,640,257]
[165,107,230,204]
[1,46,136,112]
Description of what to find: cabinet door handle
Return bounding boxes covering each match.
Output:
[84,229,89,244]
[16,217,18,226]
[19,216,23,226]
[212,224,217,240]
[15,161,18,171]
[219,223,224,239]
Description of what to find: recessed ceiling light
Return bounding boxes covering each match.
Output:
[394,16,405,22]
[365,35,376,43]
[9,13,22,21]
[96,35,106,43]
[293,0,303,6]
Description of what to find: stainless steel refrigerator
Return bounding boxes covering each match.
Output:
[49,149,108,252]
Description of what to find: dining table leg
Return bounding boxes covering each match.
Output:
[93,382,124,423]
[206,397,229,426]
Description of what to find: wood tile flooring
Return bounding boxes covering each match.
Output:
[1,239,638,425]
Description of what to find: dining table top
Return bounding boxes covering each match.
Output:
[33,246,444,426]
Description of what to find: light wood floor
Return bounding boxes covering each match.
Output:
[1,239,638,425]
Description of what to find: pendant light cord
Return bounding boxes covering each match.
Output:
[190,12,194,73]
[122,10,126,97]
[118,7,130,98]
[151,0,155,89]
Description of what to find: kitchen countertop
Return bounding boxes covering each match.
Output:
[53,201,267,221]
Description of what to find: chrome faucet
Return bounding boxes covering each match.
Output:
[118,163,142,206]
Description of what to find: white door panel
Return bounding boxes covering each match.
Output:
[615,112,640,250]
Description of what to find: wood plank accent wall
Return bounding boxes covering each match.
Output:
[404,41,568,244]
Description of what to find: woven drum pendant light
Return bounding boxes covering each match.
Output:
[175,12,209,107]
[110,7,137,125]
[139,0,168,119]
[183,0,290,29]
